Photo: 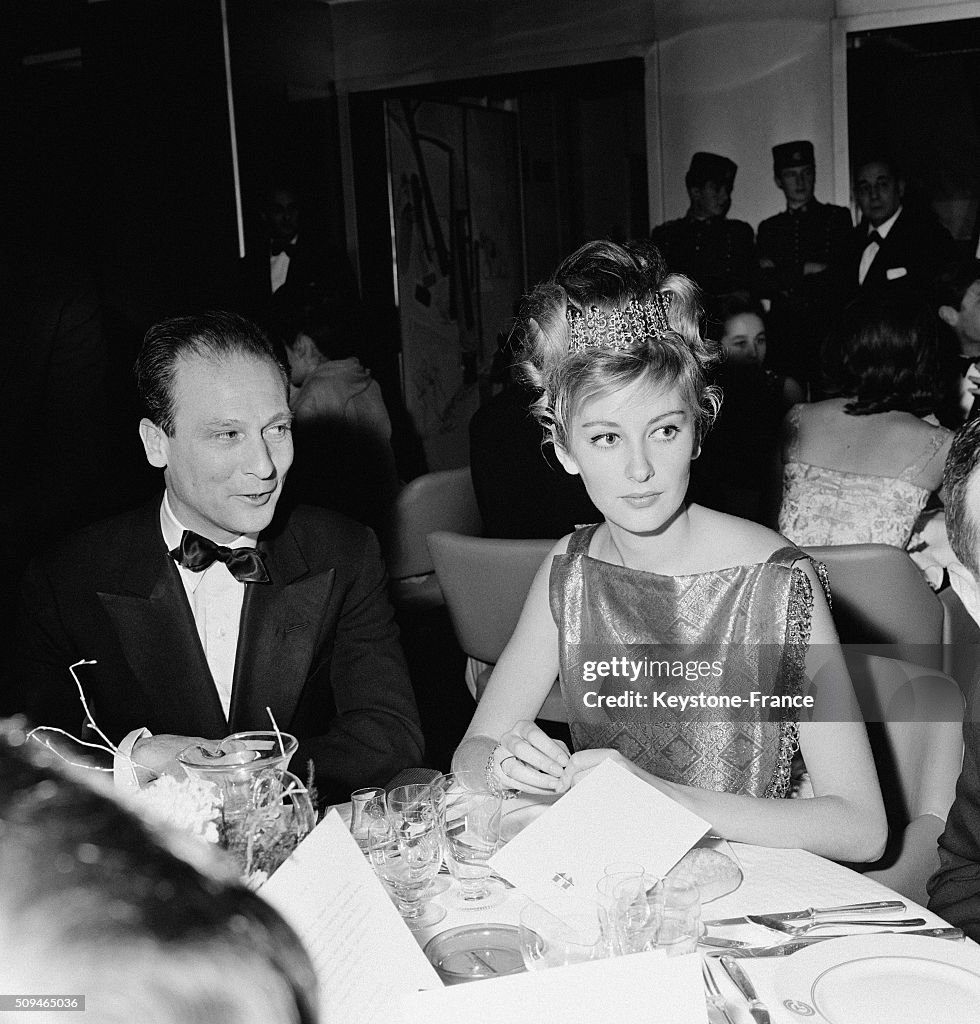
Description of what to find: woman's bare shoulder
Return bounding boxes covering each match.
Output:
[687,506,792,566]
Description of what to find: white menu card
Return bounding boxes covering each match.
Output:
[397,949,707,1024]
[489,759,710,901]
[259,809,442,1024]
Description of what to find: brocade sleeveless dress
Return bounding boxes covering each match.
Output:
[549,524,825,799]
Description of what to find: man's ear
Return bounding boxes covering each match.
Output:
[139,418,169,469]
[554,444,580,477]
[949,560,980,626]
[939,304,960,330]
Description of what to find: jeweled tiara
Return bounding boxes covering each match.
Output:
[566,293,673,353]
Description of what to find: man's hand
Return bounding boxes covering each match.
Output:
[132,734,212,779]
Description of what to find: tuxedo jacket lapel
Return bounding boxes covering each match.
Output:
[96,501,228,736]
[229,519,336,733]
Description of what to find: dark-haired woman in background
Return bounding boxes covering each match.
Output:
[693,295,803,525]
[778,305,951,547]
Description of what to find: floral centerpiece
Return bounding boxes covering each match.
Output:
[31,659,316,888]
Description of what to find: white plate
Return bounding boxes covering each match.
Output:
[776,933,980,1022]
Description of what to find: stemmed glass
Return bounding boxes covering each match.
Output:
[433,771,504,909]
[387,783,450,896]
[349,787,386,856]
[368,810,446,929]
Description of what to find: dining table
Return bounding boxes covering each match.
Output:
[387,793,979,1024]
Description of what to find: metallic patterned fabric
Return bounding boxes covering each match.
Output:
[549,525,819,798]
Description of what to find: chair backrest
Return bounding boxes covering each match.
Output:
[428,532,554,663]
[805,543,944,669]
[940,585,980,704]
[382,467,483,581]
[847,652,964,826]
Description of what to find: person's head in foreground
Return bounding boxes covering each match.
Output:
[943,417,980,621]
[0,720,318,1024]
[135,311,294,545]
[515,238,720,532]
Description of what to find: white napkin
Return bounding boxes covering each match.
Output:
[489,759,710,901]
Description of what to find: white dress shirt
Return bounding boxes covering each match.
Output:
[114,494,259,789]
[269,234,298,293]
[858,206,902,285]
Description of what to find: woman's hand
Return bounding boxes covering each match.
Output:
[556,748,636,793]
[496,720,570,794]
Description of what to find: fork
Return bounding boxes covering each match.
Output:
[702,957,735,1024]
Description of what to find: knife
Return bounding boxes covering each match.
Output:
[711,926,964,957]
[705,899,905,929]
[720,956,771,1024]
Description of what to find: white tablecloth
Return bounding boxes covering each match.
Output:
[335,796,971,1023]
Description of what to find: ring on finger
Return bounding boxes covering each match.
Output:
[500,754,518,776]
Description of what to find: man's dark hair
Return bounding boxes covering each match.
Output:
[135,311,289,435]
[933,260,980,314]
[853,153,903,183]
[0,722,318,1023]
[945,418,980,575]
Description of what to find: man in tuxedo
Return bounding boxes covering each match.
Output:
[927,416,980,937]
[247,183,359,316]
[847,157,956,306]
[11,311,424,805]
[650,152,754,300]
[756,140,852,384]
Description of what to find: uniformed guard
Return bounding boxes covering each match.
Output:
[756,140,852,387]
[651,152,754,301]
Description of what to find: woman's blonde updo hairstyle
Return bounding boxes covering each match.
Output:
[514,239,721,452]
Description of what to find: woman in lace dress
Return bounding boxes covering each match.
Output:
[779,306,952,547]
[452,241,885,862]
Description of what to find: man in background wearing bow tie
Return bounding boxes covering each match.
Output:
[847,156,955,307]
[10,311,424,805]
[251,182,359,315]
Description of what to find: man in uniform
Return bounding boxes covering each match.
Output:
[756,140,852,386]
[651,152,754,301]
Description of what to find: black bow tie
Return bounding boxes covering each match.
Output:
[170,531,270,584]
[270,241,296,257]
[865,229,883,247]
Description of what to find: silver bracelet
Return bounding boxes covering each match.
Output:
[485,745,518,799]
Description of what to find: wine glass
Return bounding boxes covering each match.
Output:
[434,772,504,909]
[518,896,611,970]
[349,787,387,856]
[388,782,450,895]
[368,815,446,929]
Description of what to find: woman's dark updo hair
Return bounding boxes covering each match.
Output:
[825,301,942,416]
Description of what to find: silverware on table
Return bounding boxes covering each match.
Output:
[720,956,771,1024]
[702,958,736,1024]
[706,926,965,958]
[704,899,905,929]
[748,914,925,934]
